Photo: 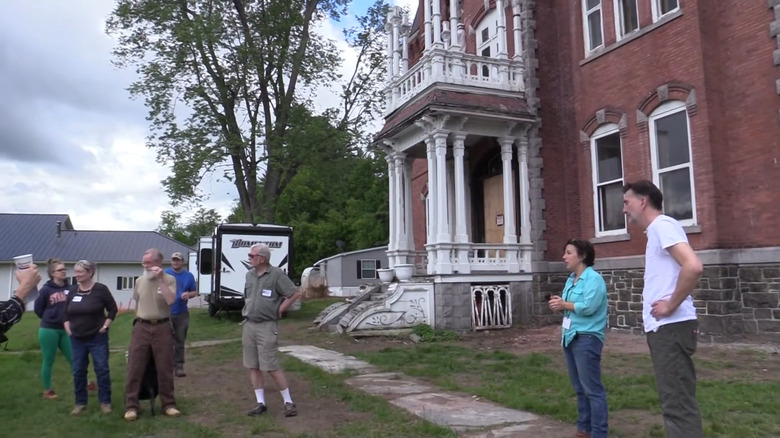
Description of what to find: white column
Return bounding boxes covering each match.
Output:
[403,157,415,252]
[394,152,408,252]
[425,137,437,273]
[511,0,523,59]
[435,131,453,274]
[392,16,401,79]
[516,133,531,245]
[453,134,470,274]
[425,137,437,244]
[385,22,394,79]
[435,132,450,242]
[496,0,508,58]
[499,137,517,244]
[385,153,397,252]
[432,0,442,48]
[452,134,468,243]
[424,0,432,51]
[449,0,460,51]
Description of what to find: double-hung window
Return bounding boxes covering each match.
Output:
[356,260,380,280]
[652,0,679,22]
[614,0,639,39]
[591,125,626,235]
[476,8,499,77]
[583,0,604,53]
[649,101,696,224]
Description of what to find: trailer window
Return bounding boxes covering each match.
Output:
[200,248,213,275]
[357,259,379,279]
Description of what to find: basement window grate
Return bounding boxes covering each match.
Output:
[471,284,512,330]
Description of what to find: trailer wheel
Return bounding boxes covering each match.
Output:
[208,303,219,317]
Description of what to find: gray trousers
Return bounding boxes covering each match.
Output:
[646,319,703,438]
[171,312,189,369]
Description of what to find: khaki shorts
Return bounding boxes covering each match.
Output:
[242,320,279,371]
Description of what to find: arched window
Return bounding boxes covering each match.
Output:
[649,100,696,224]
[590,123,626,235]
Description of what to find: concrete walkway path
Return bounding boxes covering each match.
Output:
[279,345,576,437]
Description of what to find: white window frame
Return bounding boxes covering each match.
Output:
[590,124,627,236]
[613,0,639,39]
[582,0,604,53]
[649,100,697,226]
[651,0,680,22]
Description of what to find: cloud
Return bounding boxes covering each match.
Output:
[0,0,391,231]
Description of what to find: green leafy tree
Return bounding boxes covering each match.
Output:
[156,208,223,246]
[275,151,388,273]
[107,0,389,224]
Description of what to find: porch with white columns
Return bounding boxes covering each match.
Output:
[499,137,520,273]
[452,133,471,274]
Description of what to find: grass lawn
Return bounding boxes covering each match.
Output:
[352,341,780,437]
[0,300,451,437]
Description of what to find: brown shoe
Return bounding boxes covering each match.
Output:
[283,402,297,417]
[70,405,86,416]
[43,390,58,400]
[87,381,98,392]
[574,431,591,438]
[175,368,186,377]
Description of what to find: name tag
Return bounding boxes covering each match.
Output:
[261,289,273,297]
[562,316,572,330]
[72,296,83,303]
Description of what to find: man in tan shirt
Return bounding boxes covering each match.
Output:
[123,249,180,421]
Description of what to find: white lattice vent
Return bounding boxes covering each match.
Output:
[471,284,512,330]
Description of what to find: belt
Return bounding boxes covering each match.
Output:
[136,317,170,325]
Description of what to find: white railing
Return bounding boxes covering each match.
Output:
[467,243,532,273]
[471,284,512,330]
[385,49,525,115]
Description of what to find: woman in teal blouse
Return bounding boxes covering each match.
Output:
[549,238,608,438]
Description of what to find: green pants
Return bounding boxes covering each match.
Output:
[39,327,72,390]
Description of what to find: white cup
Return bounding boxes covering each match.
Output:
[13,254,33,270]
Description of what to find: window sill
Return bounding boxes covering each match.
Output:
[683,224,701,234]
[591,233,631,244]
[580,9,684,66]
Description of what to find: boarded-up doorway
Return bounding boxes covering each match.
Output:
[482,174,505,244]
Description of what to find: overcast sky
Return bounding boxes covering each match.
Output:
[0,0,411,231]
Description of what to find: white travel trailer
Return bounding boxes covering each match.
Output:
[195,223,294,316]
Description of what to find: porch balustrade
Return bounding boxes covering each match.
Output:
[386,50,525,115]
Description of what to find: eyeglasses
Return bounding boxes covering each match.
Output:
[248,254,259,259]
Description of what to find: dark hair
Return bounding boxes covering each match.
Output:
[46,258,64,279]
[564,238,596,267]
[623,180,663,210]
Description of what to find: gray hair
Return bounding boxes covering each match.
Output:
[144,248,164,263]
[250,243,271,260]
[74,260,96,278]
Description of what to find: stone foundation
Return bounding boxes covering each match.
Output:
[532,262,780,341]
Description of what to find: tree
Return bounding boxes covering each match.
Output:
[107,0,389,224]
[157,208,223,246]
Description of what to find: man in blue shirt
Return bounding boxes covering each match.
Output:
[165,252,198,377]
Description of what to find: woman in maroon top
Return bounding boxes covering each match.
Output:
[64,260,118,416]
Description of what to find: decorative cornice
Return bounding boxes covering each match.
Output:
[581,106,628,140]
[636,81,697,132]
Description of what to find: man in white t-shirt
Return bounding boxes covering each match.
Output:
[623,180,703,438]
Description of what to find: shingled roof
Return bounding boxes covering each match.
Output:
[0,213,193,264]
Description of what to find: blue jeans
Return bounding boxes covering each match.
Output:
[563,334,608,438]
[71,332,111,405]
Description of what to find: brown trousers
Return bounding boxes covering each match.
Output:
[124,320,176,411]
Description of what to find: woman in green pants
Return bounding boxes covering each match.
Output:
[34,259,74,399]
